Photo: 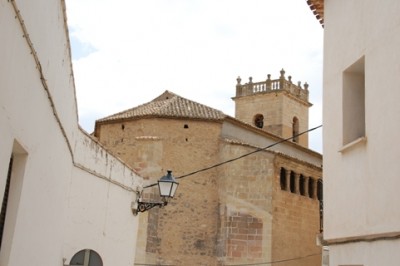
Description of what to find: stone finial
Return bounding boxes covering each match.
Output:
[249,77,253,83]
[297,81,302,88]
[288,75,292,83]
[236,76,242,85]
[280,68,285,78]
[267,74,271,81]
[304,82,309,90]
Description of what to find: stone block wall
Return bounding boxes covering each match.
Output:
[225,212,263,259]
[96,118,223,266]
[234,93,284,135]
[217,140,275,265]
[281,95,309,146]
[233,91,309,147]
[271,155,322,266]
[95,117,321,266]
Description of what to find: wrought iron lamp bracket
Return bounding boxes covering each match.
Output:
[136,200,167,213]
[132,190,168,215]
[131,170,178,216]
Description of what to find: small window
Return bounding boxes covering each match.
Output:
[343,56,365,145]
[254,114,264,129]
[280,168,287,190]
[299,174,305,196]
[292,117,299,143]
[317,179,324,232]
[69,249,103,266]
[290,171,295,193]
[308,178,315,199]
[317,179,323,202]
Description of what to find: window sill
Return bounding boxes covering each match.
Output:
[339,136,367,153]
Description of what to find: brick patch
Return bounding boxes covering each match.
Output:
[226,212,263,259]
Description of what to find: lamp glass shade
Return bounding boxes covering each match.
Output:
[158,171,179,198]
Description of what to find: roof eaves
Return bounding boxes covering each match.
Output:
[223,115,322,158]
[306,0,324,27]
[221,137,322,170]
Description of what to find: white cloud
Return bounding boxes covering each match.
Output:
[65,0,323,152]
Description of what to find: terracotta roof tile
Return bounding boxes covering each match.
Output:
[306,0,324,27]
[97,90,226,123]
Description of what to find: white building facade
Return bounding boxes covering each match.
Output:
[0,0,142,265]
[320,0,400,265]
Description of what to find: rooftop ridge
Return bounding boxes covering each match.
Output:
[96,90,226,123]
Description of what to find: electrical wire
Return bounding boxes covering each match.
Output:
[144,125,322,188]
[137,126,323,266]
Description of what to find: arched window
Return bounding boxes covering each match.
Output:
[70,249,103,266]
[292,117,299,143]
[280,168,287,190]
[254,114,264,129]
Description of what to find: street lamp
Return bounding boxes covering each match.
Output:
[132,170,179,215]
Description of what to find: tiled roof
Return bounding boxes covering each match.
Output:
[306,0,324,27]
[97,90,226,123]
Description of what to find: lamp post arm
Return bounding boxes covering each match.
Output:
[133,200,168,215]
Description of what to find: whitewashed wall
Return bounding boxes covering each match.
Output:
[323,0,400,265]
[0,0,142,265]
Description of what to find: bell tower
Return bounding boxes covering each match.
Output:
[232,69,312,148]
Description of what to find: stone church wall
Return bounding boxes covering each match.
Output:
[95,116,322,265]
[216,141,275,265]
[96,118,223,265]
[271,155,322,266]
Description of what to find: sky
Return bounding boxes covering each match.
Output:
[65,0,323,152]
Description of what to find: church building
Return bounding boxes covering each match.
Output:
[94,70,323,266]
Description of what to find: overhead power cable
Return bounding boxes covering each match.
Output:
[144,125,322,188]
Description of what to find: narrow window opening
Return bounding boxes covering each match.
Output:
[121,124,125,130]
[343,56,365,145]
[292,117,299,143]
[299,174,305,196]
[290,171,295,193]
[184,124,189,129]
[308,178,314,199]
[253,114,264,129]
[317,179,323,201]
[279,168,287,190]
[317,179,323,232]
[0,156,13,250]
